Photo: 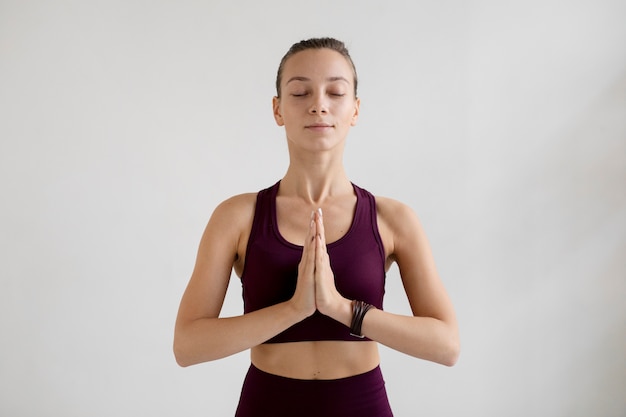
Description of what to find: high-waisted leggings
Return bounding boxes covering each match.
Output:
[235,364,394,417]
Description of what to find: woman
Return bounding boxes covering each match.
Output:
[174,37,459,417]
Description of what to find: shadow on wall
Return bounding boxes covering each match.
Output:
[500,69,626,414]
[459,68,626,417]
[523,69,626,269]
[525,69,626,414]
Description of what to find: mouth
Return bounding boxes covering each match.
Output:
[305,123,334,130]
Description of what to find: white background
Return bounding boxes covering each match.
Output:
[1,1,625,416]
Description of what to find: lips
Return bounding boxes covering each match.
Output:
[305,123,333,129]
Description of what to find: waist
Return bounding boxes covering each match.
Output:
[251,340,380,380]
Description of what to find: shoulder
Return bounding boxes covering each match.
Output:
[211,181,278,221]
[194,192,259,268]
[353,185,413,220]
[374,195,419,227]
[373,195,426,260]
[200,192,258,240]
[207,192,258,236]
[213,192,257,217]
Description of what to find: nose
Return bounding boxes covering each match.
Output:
[308,93,328,114]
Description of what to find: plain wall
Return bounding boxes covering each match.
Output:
[1,1,625,416]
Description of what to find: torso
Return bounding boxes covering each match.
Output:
[232,184,396,380]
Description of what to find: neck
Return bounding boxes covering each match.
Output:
[280,150,351,204]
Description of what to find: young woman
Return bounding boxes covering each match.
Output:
[174,37,459,417]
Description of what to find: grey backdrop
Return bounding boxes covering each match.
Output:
[1,1,625,416]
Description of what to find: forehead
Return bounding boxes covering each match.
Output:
[282,49,354,84]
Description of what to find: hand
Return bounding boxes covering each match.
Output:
[312,209,348,319]
[290,211,317,319]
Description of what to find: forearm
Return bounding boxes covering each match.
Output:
[361,309,460,366]
[174,301,306,367]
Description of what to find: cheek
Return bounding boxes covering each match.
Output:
[338,105,357,123]
[282,101,306,116]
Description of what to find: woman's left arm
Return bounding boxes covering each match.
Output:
[362,197,460,366]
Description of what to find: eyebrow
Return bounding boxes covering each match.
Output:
[286,76,350,85]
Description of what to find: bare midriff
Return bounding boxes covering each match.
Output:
[251,340,380,380]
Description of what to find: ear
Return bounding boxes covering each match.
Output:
[350,97,360,126]
[272,96,284,126]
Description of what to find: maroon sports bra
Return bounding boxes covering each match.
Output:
[241,181,386,343]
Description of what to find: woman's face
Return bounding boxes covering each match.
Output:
[273,48,360,153]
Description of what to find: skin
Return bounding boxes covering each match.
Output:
[174,48,460,379]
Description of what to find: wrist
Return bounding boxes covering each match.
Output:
[349,300,375,338]
[321,296,352,327]
[285,298,315,323]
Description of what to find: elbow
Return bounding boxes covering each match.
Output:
[173,332,221,367]
[424,329,460,367]
[442,349,460,367]
[437,320,461,367]
[174,355,191,368]
[173,334,200,368]
[173,340,192,367]
[441,337,461,367]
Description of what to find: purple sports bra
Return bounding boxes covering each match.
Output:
[241,181,386,343]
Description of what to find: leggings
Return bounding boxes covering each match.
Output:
[235,364,394,417]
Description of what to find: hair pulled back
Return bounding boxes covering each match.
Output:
[275,37,358,98]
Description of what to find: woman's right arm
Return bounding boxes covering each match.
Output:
[173,195,314,367]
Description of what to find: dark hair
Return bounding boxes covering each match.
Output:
[275,37,358,98]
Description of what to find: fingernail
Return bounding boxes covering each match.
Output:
[310,210,315,220]
[317,208,323,217]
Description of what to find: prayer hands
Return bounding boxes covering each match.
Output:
[292,209,345,320]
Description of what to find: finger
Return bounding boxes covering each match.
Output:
[303,211,317,265]
[314,210,329,269]
[315,208,326,249]
[309,210,318,245]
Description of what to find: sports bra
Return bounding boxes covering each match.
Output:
[241,181,386,343]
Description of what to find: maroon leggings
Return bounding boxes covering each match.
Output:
[235,364,394,417]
